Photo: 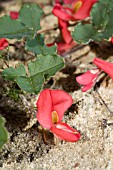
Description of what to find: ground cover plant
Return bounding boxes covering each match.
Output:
[0,1,113,165]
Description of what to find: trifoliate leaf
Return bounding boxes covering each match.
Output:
[0,4,43,39]
[2,55,64,94]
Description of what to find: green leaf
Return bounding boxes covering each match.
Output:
[0,16,33,39]
[28,54,64,77]
[72,0,113,43]
[16,73,44,93]
[2,64,26,81]
[72,24,100,43]
[0,115,8,150]
[2,55,64,94]
[26,35,56,55]
[19,4,43,31]
[0,4,43,39]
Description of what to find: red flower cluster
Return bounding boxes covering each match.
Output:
[0,38,8,50]
[76,57,113,92]
[36,89,80,142]
[51,0,97,55]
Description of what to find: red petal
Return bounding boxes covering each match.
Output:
[61,27,72,44]
[93,58,113,80]
[111,37,113,44]
[50,89,73,122]
[36,89,53,129]
[0,38,8,50]
[76,69,99,85]
[51,122,80,142]
[55,0,60,3]
[58,18,68,29]
[10,11,19,20]
[52,4,73,21]
[81,82,93,92]
[58,19,72,43]
[64,0,76,4]
[36,89,73,129]
[57,40,77,55]
[46,43,55,47]
[73,0,98,20]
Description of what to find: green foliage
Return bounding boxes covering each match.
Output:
[0,3,64,94]
[2,55,64,94]
[2,64,26,81]
[19,4,43,31]
[6,87,22,101]
[0,16,33,39]
[26,35,56,55]
[0,115,8,150]
[0,53,2,59]
[0,4,43,39]
[72,0,113,43]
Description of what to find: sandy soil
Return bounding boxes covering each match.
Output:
[0,1,113,170]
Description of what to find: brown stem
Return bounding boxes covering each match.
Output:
[3,59,9,68]
[94,85,113,116]
[36,25,58,35]
[42,128,48,145]
[62,44,87,58]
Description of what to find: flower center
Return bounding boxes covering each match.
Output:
[52,111,59,124]
[73,1,82,13]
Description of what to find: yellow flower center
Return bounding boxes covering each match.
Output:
[73,1,82,13]
[52,111,59,124]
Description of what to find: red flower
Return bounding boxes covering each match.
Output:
[111,37,113,44]
[10,11,19,20]
[52,0,98,21]
[47,19,77,55]
[93,58,113,80]
[36,89,80,142]
[56,40,76,54]
[76,69,100,92]
[57,19,77,54]
[52,0,97,54]
[0,38,8,50]
[47,18,77,55]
